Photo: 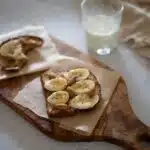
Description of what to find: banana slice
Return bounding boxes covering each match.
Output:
[47,91,69,106]
[69,94,99,110]
[67,79,95,94]
[54,103,68,110]
[67,68,90,81]
[42,70,57,83]
[44,77,67,91]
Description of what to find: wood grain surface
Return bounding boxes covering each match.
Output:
[0,37,149,150]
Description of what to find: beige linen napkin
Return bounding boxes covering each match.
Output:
[120,2,150,58]
[0,25,58,80]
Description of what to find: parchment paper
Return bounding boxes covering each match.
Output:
[0,25,58,80]
[13,57,120,136]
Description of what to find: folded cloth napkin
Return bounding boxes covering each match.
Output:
[120,2,150,58]
[123,0,138,4]
[123,0,150,5]
[0,25,59,80]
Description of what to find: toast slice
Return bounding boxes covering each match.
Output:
[0,36,43,72]
[41,67,101,118]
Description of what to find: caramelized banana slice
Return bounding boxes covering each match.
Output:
[54,103,68,110]
[44,77,67,91]
[47,91,69,106]
[69,94,99,110]
[63,68,90,81]
[67,79,95,95]
[69,68,89,80]
[42,70,57,83]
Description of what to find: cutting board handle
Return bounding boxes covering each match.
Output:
[94,79,150,150]
[101,124,150,150]
[136,130,150,150]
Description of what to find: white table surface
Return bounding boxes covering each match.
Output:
[0,0,150,150]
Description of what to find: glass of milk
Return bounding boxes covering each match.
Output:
[81,0,124,55]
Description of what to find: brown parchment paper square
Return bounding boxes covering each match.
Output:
[13,57,120,136]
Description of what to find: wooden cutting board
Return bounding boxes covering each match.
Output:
[0,37,149,150]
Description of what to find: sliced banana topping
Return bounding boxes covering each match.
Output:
[69,94,99,110]
[54,103,68,110]
[43,67,101,115]
[68,79,95,94]
[44,77,67,91]
[42,70,57,83]
[68,68,90,81]
[47,91,69,106]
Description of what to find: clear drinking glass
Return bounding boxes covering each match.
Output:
[81,0,124,55]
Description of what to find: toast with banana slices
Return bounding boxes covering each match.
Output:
[41,67,101,117]
[0,36,43,71]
